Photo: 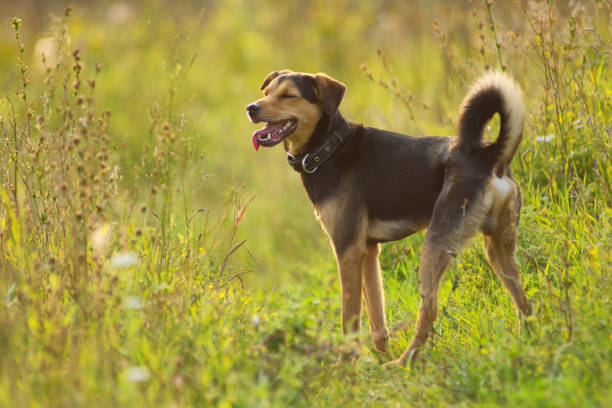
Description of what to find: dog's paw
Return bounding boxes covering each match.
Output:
[381,358,404,368]
[373,335,389,355]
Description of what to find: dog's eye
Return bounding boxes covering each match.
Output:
[281,94,297,99]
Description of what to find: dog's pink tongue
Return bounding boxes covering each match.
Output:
[252,133,261,151]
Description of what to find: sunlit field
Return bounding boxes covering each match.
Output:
[0,1,610,406]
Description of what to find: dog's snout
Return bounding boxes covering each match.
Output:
[247,103,261,113]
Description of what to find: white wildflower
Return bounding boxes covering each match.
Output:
[535,134,555,142]
[124,366,150,382]
[110,252,138,268]
[123,296,143,310]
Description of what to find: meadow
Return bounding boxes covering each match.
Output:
[0,1,610,406]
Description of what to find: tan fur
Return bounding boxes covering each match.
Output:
[337,243,367,335]
[256,80,322,155]
[482,184,533,323]
[362,243,389,353]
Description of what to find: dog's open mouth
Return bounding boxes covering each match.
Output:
[252,119,297,150]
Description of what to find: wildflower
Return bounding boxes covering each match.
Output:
[535,134,555,142]
[173,375,184,388]
[91,224,110,253]
[123,366,149,382]
[110,252,138,267]
[123,295,143,310]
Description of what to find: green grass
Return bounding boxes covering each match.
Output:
[0,1,611,406]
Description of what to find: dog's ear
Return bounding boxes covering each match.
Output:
[314,73,346,117]
[260,69,292,90]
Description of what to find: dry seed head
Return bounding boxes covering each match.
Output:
[12,17,22,31]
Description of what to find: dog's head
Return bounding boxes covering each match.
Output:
[247,70,346,154]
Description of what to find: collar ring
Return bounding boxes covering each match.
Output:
[301,153,318,174]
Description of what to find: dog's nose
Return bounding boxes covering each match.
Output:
[247,103,261,113]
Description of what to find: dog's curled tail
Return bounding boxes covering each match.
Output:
[457,71,525,165]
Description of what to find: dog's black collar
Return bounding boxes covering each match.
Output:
[286,121,351,174]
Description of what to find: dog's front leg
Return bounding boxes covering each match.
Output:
[362,242,389,354]
[336,244,367,336]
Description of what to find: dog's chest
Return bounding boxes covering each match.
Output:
[313,197,345,240]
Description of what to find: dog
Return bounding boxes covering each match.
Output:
[246,70,533,365]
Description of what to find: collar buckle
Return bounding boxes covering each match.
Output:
[301,153,318,174]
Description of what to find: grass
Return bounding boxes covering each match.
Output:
[0,1,611,406]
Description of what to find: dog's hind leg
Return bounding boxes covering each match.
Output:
[362,242,389,353]
[392,239,452,365]
[483,195,533,332]
[387,179,483,366]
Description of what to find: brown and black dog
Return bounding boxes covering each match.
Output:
[246,70,533,365]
